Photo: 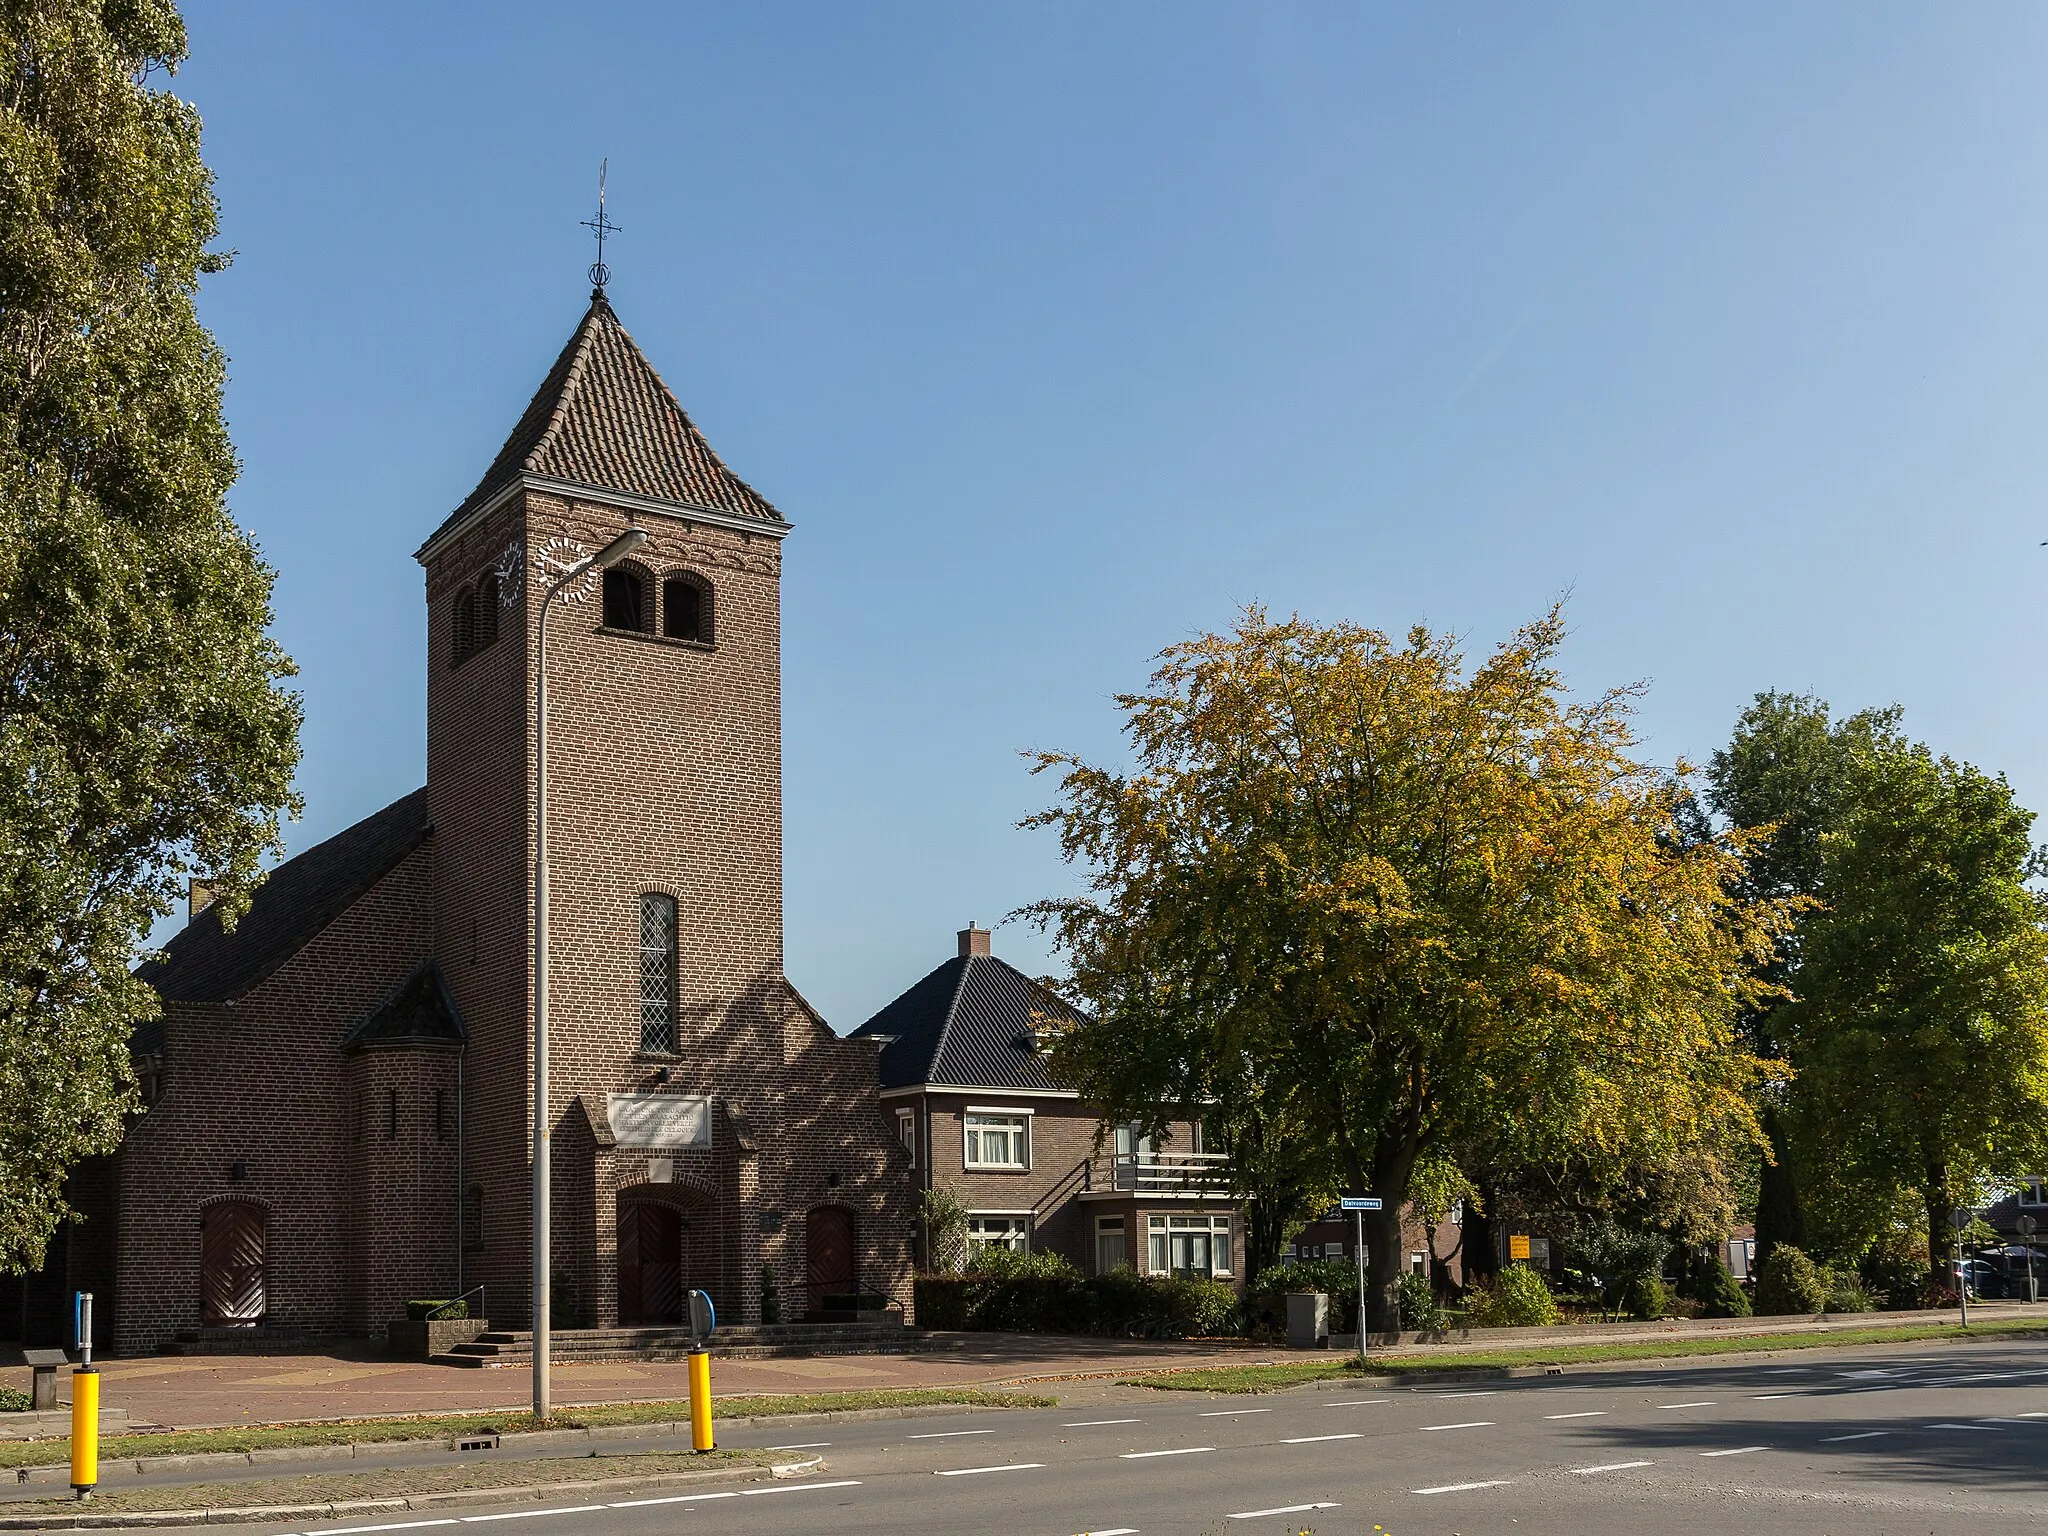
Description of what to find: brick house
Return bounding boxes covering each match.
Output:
[851,926,1242,1284]
[3,287,913,1354]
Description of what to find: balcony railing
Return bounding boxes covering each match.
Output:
[1100,1150,1232,1194]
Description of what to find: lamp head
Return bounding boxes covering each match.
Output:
[564,527,649,581]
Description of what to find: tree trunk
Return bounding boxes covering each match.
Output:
[1462,1179,1503,1289]
[1753,1104,1805,1268]
[1363,1205,1403,1334]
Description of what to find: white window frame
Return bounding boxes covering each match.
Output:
[896,1109,916,1169]
[1144,1213,1234,1278]
[966,1212,1032,1255]
[2020,1178,2047,1208]
[963,1112,1030,1171]
[1095,1215,1128,1274]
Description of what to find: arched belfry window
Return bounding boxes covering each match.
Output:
[475,570,500,650]
[451,587,476,665]
[603,564,651,633]
[639,893,678,1054]
[662,574,712,645]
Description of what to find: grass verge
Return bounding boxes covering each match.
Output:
[9,1450,770,1514]
[0,1386,1053,1471]
[1123,1316,2048,1392]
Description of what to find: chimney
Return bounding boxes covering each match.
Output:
[188,880,216,922]
[957,923,990,959]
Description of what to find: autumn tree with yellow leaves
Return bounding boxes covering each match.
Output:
[1025,608,1790,1330]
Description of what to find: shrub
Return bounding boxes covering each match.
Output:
[1861,1233,1929,1310]
[1696,1260,1752,1318]
[549,1268,585,1330]
[1240,1258,1364,1334]
[1753,1245,1826,1315]
[1622,1273,1673,1321]
[913,1265,1236,1337]
[1823,1271,1878,1314]
[0,1387,31,1412]
[1464,1264,1560,1327]
[760,1264,781,1326]
[1397,1270,1446,1331]
[405,1298,468,1321]
[921,1187,969,1273]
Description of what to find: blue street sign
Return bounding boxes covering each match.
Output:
[1339,1196,1382,1211]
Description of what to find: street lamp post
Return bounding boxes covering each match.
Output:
[2020,1215,2039,1305]
[1950,1206,1972,1328]
[533,527,646,1422]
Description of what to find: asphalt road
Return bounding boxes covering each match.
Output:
[157,1336,2048,1535]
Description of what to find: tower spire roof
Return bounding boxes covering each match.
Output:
[420,292,783,558]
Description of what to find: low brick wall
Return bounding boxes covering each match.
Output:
[388,1317,490,1359]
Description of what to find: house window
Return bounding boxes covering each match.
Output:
[1096,1215,1128,1273]
[464,1185,485,1252]
[2020,1179,2046,1208]
[1146,1214,1233,1278]
[967,1214,1030,1255]
[603,565,649,632]
[451,587,476,664]
[639,894,678,1053]
[662,575,710,643]
[964,1113,1029,1170]
[897,1111,917,1168]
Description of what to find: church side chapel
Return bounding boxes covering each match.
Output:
[23,283,915,1355]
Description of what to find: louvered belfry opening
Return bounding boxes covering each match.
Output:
[199,1201,267,1327]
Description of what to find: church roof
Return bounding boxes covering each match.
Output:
[420,291,783,555]
[341,961,467,1053]
[136,788,433,1016]
[848,954,1086,1092]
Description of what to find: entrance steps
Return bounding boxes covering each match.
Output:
[431,1318,947,1367]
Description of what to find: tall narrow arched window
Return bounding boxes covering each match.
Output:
[639,893,678,1054]
[451,587,476,664]
[475,570,499,650]
[662,574,711,644]
[603,565,650,632]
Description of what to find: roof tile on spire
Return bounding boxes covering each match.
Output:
[421,292,781,554]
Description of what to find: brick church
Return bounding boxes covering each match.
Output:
[17,288,915,1355]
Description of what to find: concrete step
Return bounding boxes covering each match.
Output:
[429,1319,940,1368]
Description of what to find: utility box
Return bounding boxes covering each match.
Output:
[1286,1291,1330,1350]
[20,1349,66,1411]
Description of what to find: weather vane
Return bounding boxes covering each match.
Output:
[582,159,621,291]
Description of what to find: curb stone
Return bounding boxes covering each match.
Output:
[0,1455,821,1529]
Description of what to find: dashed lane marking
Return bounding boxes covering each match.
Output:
[1434,1390,1498,1398]
[1281,1432,1363,1444]
[1699,1447,1766,1458]
[304,1523,460,1534]
[1544,1411,1608,1420]
[1199,1407,1274,1416]
[1322,1398,1390,1407]
[1751,1393,1805,1400]
[1066,1418,1144,1426]
[935,1463,1045,1476]
[741,1480,863,1495]
[1979,1417,2048,1425]
[1121,1447,1215,1459]
[608,1491,737,1507]
[1414,1480,1511,1495]
[1572,1461,1654,1474]
[1655,1402,1717,1409]
[765,1441,830,1449]
[1227,1503,1341,1519]
[909,1428,996,1438]
[461,1509,605,1523]
[1928,1422,2002,1431]
[1079,1528,1141,1534]
[1421,1420,1494,1431]
[1820,1431,1890,1443]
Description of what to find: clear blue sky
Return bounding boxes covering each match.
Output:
[176,2,2048,1029]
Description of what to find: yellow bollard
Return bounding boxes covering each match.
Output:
[70,1365,99,1498]
[687,1347,714,1452]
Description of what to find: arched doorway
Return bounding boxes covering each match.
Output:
[806,1205,856,1317]
[200,1202,267,1327]
[617,1202,684,1326]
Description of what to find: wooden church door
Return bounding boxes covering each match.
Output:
[200,1202,267,1327]
[806,1205,856,1315]
[618,1204,683,1326]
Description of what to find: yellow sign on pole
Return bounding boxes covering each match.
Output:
[1508,1234,1532,1261]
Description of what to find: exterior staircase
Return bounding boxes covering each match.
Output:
[430,1317,948,1367]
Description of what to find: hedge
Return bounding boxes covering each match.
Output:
[914,1266,1237,1337]
[404,1298,470,1321]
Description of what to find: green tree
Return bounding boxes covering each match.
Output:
[1706,693,1900,1264]
[0,1,300,1271]
[1782,743,2048,1286]
[1024,608,1786,1330]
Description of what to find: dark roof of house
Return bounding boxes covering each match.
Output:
[135,789,433,1024]
[341,960,467,1053]
[421,291,782,553]
[848,954,1086,1092]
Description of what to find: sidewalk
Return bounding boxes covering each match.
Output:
[14,1302,2042,1433]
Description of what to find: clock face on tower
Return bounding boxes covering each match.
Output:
[534,535,601,602]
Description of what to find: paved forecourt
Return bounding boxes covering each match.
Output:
[182,1335,2048,1536]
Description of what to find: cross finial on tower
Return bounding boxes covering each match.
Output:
[582,159,621,293]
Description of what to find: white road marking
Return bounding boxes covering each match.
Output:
[936,1462,1045,1476]
[1282,1432,1364,1444]
[1751,1393,1804,1400]
[1699,1447,1766,1458]
[1762,1368,1803,1374]
[1080,1529,1142,1534]
[1414,1480,1511,1495]
[1544,1411,1608,1420]
[306,1523,461,1534]
[1434,1390,1498,1398]
[1820,1431,1890,1442]
[461,1510,604,1523]
[1656,1401,1716,1409]
[1572,1460,1653,1474]
[1121,1446,1215,1458]
[1066,1418,1144,1426]
[1199,1407,1273,1416]
[1978,1417,2046,1425]
[1322,1397,1390,1407]
[1422,1420,1494,1431]
[1929,1422,2001,1431]
[765,1441,831,1449]
[1227,1503,1341,1519]
[741,1480,862,1495]
[608,1491,738,1507]
[910,1428,996,1438]
[2023,1412,2048,1419]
